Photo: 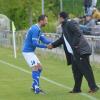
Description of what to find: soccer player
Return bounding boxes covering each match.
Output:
[22,15,51,94]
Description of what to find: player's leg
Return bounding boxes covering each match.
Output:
[38,64,42,75]
[22,52,42,94]
[32,63,45,94]
[34,55,43,77]
[30,53,42,94]
[31,54,42,88]
[32,57,46,94]
[31,65,41,94]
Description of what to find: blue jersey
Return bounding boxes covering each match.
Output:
[22,24,51,52]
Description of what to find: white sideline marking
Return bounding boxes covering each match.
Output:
[97,84,100,88]
[0,60,98,100]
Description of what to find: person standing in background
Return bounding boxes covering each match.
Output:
[83,0,97,15]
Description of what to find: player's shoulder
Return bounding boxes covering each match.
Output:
[27,24,39,34]
[30,24,39,31]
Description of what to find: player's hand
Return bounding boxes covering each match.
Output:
[47,44,53,49]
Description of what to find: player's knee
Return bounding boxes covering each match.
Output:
[37,63,42,69]
[31,64,42,71]
[32,65,38,71]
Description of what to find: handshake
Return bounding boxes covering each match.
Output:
[47,44,53,49]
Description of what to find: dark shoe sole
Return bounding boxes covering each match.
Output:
[31,87,46,95]
[88,87,99,93]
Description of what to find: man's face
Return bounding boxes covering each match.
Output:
[41,17,48,27]
[58,15,64,24]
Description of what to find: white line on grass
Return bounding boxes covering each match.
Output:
[0,60,98,100]
[97,84,100,88]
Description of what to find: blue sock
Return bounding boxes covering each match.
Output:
[32,71,40,89]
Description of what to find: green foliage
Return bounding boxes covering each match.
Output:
[0,0,100,31]
[63,0,83,16]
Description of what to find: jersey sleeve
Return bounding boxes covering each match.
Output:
[31,27,47,48]
[40,33,52,44]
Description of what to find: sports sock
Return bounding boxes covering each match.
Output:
[32,71,40,89]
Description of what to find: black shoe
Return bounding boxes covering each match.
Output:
[31,87,46,94]
[88,87,99,93]
[39,89,46,95]
[69,90,81,93]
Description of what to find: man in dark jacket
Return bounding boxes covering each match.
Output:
[83,0,92,15]
[47,12,99,93]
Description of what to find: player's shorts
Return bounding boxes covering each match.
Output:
[22,52,40,68]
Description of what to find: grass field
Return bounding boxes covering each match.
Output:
[0,47,100,100]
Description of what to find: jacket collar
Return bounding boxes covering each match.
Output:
[62,18,72,26]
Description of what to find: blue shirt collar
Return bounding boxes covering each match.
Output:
[35,23,41,30]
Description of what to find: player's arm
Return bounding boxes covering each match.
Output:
[32,39,47,48]
[32,29,47,48]
[40,33,52,44]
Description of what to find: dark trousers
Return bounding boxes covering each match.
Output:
[71,54,97,91]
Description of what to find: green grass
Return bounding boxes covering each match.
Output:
[0,47,100,100]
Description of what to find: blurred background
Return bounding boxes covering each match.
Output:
[0,0,99,32]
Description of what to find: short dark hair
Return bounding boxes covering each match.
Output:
[38,15,48,22]
[59,12,68,19]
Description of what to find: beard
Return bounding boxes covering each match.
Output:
[41,23,47,27]
[42,24,46,27]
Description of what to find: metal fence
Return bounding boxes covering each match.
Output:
[85,35,100,63]
[0,30,12,48]
[17,31,100,63]
[0,30,100,63]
